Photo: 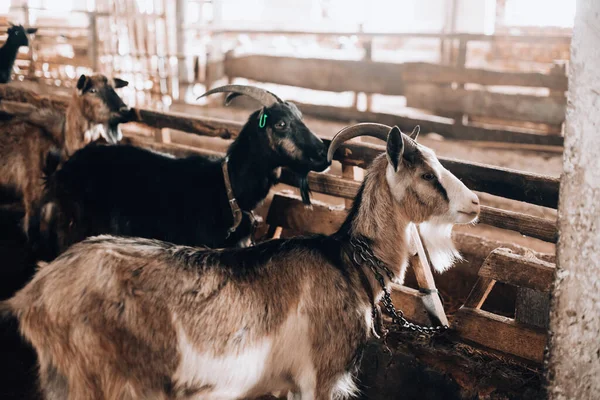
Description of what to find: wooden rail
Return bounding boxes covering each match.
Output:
[293,102,564,147]
[278,170,558,242]
[0,86,561,208]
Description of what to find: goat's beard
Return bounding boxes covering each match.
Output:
[298,173,312,205]
[418,222,462,273]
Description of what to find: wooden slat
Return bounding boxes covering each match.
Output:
[463,277,496,309]
[410,225,449,326]
[478,205,557,243]
[385,62,567,91]
[389,284,433,326]
[405,84,566,125]
[515,288,551,329]
[225,55,568,94]
[453,307,547,363]
[279,170,559,238]
[478,248,556,292]
[1,85,560,207]
[295,102,564,147]
[225,54,406,95]
[215,29,571,44]
[266,193,346,235]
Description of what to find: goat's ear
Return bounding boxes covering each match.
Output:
[26,28,38,34]
[76,75,88,91]
[386,126,404,172]
[113,78,129,89]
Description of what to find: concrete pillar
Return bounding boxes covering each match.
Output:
[546,1,600,399]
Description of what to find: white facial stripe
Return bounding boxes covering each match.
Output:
[419,145,478,221]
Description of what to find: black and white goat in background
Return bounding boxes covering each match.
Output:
[0,23,38,84]
[3,123,480,400]
[34,85,329,257]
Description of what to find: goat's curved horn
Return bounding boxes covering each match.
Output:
[197,85,281,108]
[409,125,420,140]
[327,123,392,163]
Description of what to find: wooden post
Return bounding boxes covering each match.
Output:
[88,13,99,71]
[341,164,356,209]
[546,1,600,398]
[410,224,449,326]
[175,0,186,101]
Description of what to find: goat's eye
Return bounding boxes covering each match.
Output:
[89,88,97,94]
[422,173,435,181]
[275,121,286,130]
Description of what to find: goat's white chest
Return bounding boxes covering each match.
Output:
[174,325,272,399]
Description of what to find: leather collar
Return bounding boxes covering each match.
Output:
[222,157,243,237]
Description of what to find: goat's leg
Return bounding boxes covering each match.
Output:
[39,362,68,400]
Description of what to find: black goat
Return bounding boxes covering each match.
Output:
[0,24,37,84]
[34,85,329,258]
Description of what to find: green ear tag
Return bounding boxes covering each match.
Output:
[259,113,268,128]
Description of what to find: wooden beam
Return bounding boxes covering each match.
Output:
[389,284,433,326]
[463,277,496,309]
[225,55,568,95]
[478,205,557,243]
[515,288,550,329]
[405,84,566,125]
[132,109,240,139]
[453,307,547,363]
[402,62,568,91]
[265,193,346,236]
[279,170,559,237]
[1,85,560,208]
[225,55,406,95]
[214,29,571,44]
[410,225,449,327]
[294,102,564,147]
[478,248,556,292]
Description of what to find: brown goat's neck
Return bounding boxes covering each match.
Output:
[63,96,91,156]
[340,156,411,292]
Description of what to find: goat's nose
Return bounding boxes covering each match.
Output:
[472,199,479,205]
[119,106,130,113]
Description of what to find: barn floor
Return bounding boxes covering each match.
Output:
[0,103,557,399]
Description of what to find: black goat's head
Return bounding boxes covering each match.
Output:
[6,23,38,48]
[199,85,330,203]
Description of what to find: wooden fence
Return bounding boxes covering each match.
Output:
[205,31,570,147]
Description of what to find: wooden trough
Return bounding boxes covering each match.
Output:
[0,86,558,366]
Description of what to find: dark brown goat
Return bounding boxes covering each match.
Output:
[0,74,131,228]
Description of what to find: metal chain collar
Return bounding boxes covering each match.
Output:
[350,236,448,336]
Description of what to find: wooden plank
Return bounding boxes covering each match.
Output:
[389,284,432,326]
[225,55,567,96]
[132,109,241,139]
[214,29,571,44]
[463,277,496,309]
[402,62,568,91]
[515,288,551,329]
[410,225,449,326]
[478,248,556,292]
[405,84,567,125]
[280,170,559,235]
[453,307,547,363]
[225,55,406,95]
[265,193,346,235]
[2,86,560,207]
[295,102,564,147]
[478,205,557,243]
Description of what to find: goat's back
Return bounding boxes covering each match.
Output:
[41,144,246,252]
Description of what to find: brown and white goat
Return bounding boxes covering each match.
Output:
[0,74,131,227]
[2,123,480,400]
